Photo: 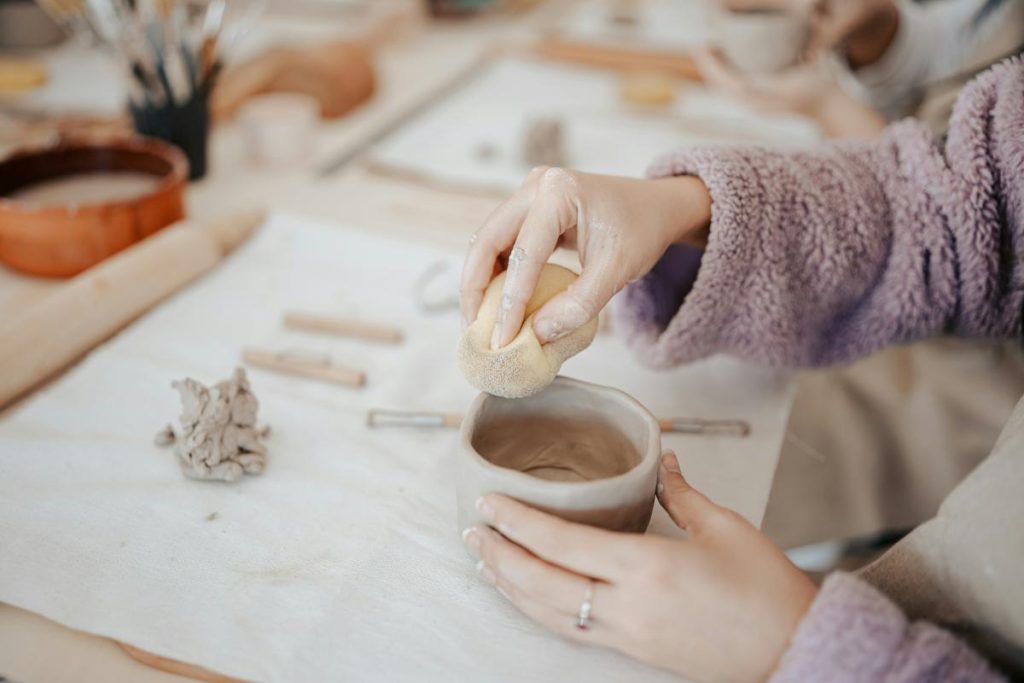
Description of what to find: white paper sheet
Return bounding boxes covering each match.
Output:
[368,57,822,194]
[0,213,793,682]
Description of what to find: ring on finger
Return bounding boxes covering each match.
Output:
[575,580,594,630]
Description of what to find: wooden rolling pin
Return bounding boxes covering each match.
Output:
[0,209,266,409]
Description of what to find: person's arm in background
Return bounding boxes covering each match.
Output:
[691,47,887,139]
[615,57,1024,369]
[831,0,1022,118]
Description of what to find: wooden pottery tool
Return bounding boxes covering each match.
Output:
[117,642,247,683]
[0,137,188,277]
[534,39,703,81]
[283,311,403,344]
[367,408,463,428]
[366,409,751,437]
[0,209,265,410]
[242,348,366,388]
[0,58,48,92]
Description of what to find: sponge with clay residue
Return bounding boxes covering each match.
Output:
[457,264,599,398]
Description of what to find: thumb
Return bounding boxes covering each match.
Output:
[532,262,615,344]
[657,451,716,533]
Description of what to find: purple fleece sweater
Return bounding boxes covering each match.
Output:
[615,57,1024,681]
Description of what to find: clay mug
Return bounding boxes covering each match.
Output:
[706,6,810,74]
[456,376,661,537]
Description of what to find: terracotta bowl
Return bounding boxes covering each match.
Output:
[457,376,662,538]
[0,137,187,278]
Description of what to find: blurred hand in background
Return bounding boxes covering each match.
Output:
[692,46,886,138]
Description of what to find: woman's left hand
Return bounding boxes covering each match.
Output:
[462,452,818,683]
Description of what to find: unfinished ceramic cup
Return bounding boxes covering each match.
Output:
[456,376,661,537]
[706,8,809,74]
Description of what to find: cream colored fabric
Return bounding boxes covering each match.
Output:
[457,263,598,398]
[859,392,1024,675]
[764,338,1024,549]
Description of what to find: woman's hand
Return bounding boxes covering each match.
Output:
[462,452,818,682]
[693,47,886,139]
[460,169,711,350]
[694,46,843,118]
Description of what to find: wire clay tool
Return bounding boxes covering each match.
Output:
[366,409,751,437]
[242,348,365,388]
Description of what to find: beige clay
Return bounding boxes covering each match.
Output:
[521,117,567,168]
[156,367,269,482]
[456,264,598,398]
[472,415,640,483]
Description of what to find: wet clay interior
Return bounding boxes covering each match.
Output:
[470,386,647,483]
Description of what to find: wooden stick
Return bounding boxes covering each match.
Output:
[242,348,365,388]
[0,209,265,410]
[533,39,703,81]
[282,311,403,344]
[118,642,246,683]
[657,417,750,437]
[366,408,461,428]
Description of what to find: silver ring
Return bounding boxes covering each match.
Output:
[575,581,594,630]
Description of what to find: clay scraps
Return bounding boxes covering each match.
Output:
[155,367,269,482]
[522,116,567,168]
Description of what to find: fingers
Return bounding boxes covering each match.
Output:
[466,524,602,616]
[490,188,569,349]
[460,169,548,329]
[475,494,636,581]
[532,257,616,343]
[656,451,717,534]
[692,45,750,100]
[490,571,616,645]
[464,525,619,645]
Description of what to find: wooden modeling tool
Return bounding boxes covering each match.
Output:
[0,209,265,410]
[242,348,366,388]
[283,311,403,343]
[367,409,462,428]
[365,409,750,437]
[534,39,703,81]
[117,642,246,683]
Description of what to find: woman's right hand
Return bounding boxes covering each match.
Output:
[459,168,711,350]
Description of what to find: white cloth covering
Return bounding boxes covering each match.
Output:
[369,57,821,194]
[0,213,793,682]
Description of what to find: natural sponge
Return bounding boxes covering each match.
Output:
[457,264,599,398]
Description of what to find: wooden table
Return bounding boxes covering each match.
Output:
[0,3,796,681]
